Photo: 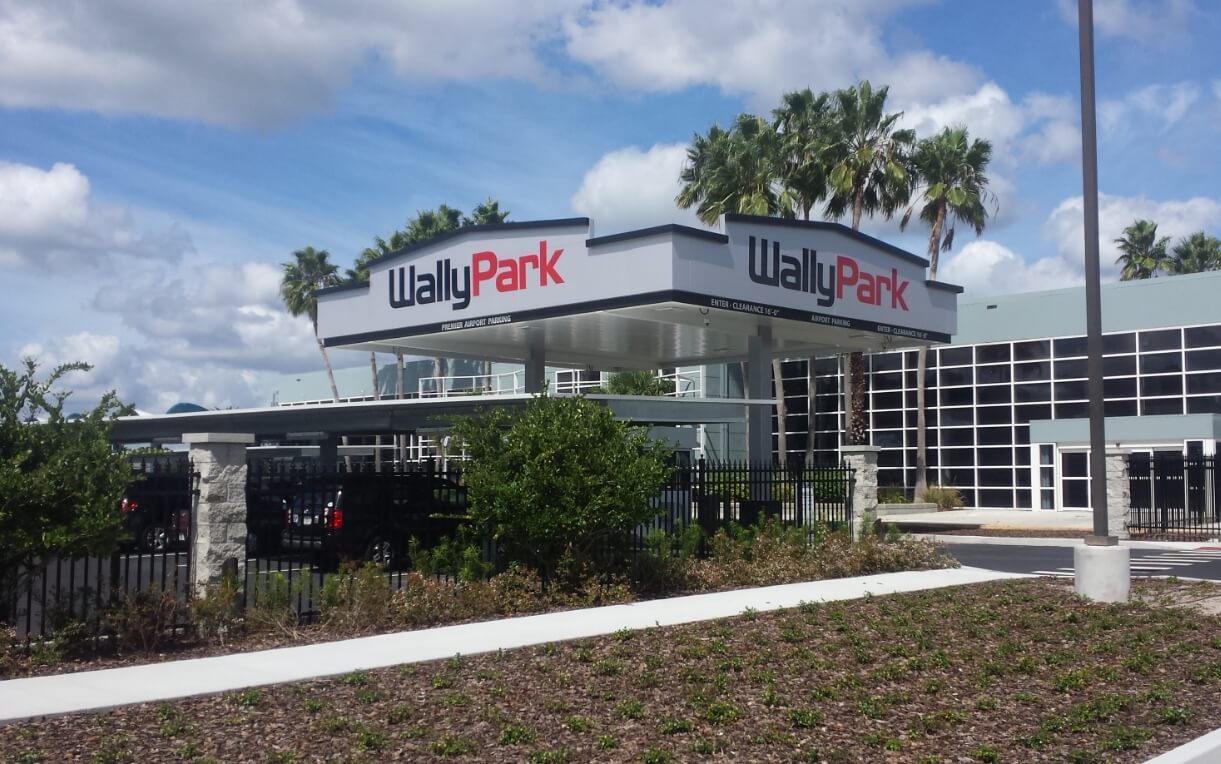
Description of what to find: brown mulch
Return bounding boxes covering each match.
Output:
[5,578,1221,763]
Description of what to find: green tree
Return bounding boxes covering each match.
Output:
[0,360,133,613]
[677,114,795,461]
[467,198,511,226]
[901,126,994,500]
[280,246,342,401]
[604,371,672,397]
[1114,219,1170,280]
[1165,231,1221,275]
[823,80,916,448]
[451,394,672,584]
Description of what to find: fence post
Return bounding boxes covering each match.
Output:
[1105,448,1131,540]
[840,446,880,541]
[183,433,254,595]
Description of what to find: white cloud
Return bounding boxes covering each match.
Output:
[1214,80,1221,102]
[1056,0,1197,40]
[1019,93,1080,164]
[939,241,1082,298]
[0,0,578,127]
[1099,81,1202,138]
[1043,192,1221,276]
[564,0,978,110]
[0,161,192,271]
[570,143,706,234]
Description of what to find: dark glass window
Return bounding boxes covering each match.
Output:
[940,428,975,446]
[1014,340,1050,361]
[977,427,1012,446]
[940,387,974,406]
[1015,425,1031,445]
[1187,396,1221,414]
[905,389,918,408]
[1186,348,1221,372]
[941,448,975,466]
[814,414,839,432]
[938,347,973,366]
[1140,329,1181,352]
[872,391,903,409]
[1056,402,1088,419]
[815,379,839,397]
[977,449,1013,467]
[908,409,936,428]
[1187,373,1221,395]
[1141,352,1183,375]
[1103,377,1137,398]
[1015,404,1051,424]
[977,386,1012,405]
[1141,398,1183,416]
[1185,325,1221,349]
[1104,399,1138,417]
[1015,489,1032,508]
[1063,452,1088,477]
[977,406,1013,425]
[871,353,902,372]
[1054,336,1088,357]
[978,468,1013,487]
[873,410,903,429]
[939,466,971,486]
[906,429,938,447]
[1055,359,1088,379]
[878,450,904,468]
[1103,355,1136,376]
[1016,447,1031,466]
[1014,383,1051,403]
[958,489,977,506]
[1015,362,1050,382]
[873,431,903,449]
[977,365,1011,384]
[877,469,904,488]
[939,367,973,386]
[1064,480,1089,508]
[1102,333,1136,354]
[1141,376,1183,397]
[979,489,1014,507]
[940,408,974,427]
[903,350,918,368]
[872,372,903,391]
[814,358,838,375]
[905,369,935,388]
[976,344,1011,364]
[1054,381,1088,400]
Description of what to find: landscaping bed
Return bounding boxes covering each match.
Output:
[5,578,1221,763]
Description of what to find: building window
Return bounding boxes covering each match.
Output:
[1139,328,1181,352]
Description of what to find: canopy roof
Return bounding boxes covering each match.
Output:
[316,214,962,369]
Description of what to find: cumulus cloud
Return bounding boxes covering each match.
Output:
[564,0,978,110]
[1099,81,1202,139]
[1043,192,1221,276]
[0,161,192,271]
[0,0,578,127]
[1056,0,1197,41]
[939,240,1082,298]
[570,143,708,234]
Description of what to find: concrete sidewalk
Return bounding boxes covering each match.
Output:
[0,566,1026,723]
[878,507,1094,531]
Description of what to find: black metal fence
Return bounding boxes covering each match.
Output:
[1128,452,1221,541]
[5,456,197,640]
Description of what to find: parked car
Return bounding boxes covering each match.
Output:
[280,472,469,569]
[120,495,190,553]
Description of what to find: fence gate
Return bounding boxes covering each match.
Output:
[1127,452,1221,541]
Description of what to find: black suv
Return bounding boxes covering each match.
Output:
[280,472,469,569]
[120,455,192,553]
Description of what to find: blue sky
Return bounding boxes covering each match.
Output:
[1,0,1219,411]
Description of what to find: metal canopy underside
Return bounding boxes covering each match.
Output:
[109,394,768,444]
[343,301,923,370]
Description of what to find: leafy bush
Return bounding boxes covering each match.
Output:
[105,584,187,653]
[191,575,243,647]
[451,393,672,583]
[319,564,396,634]
[409,534,491,582]
[877,488,910,504]
[924,484,964,511]
[603,370,672,397]
[245,572,300,635]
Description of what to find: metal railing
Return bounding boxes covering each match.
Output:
[1128,453,1221,541]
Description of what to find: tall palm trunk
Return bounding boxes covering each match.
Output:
[369,351,381,472]
[316,336,339,402]
[395,350,406,467]
[914,203,947,500]
[843,192,868,447]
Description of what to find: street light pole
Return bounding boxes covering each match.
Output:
[1074,0,1130,601]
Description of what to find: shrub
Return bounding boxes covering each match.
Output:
[245,572,300,635]
[924,484,964,511]
[105,584,187,653]
[191,575,243,647]
[319,563,395,634]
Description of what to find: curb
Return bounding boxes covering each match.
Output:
[919,534,1207,551]
[1143,726,1221,764]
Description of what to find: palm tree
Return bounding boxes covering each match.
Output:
[823,80,916,448]
[901,126,995,500]
[468,198,510,227]
[1114,220,1170,280]
[1165,231,1221,275]
[773,88,836,467]
[677,115,794,461]
[280,246,342,401]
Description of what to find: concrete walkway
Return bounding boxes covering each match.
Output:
[0,566,1026,723]
[878,507,1093,530]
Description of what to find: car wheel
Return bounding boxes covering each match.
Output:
[365,537,398,570]
[141,525,170,553]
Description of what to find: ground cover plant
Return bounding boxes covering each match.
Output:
[5,578,1221,762]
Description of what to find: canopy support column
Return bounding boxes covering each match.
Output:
[524,328,546,394]
[746,326,774,465]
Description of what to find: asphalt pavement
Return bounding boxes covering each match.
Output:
[947,543,1221,580]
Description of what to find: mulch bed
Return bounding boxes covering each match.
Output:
[5,578,1221,763]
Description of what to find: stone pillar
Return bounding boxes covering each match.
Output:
[745,326,773,466]
[184,433,254,594]
[1105,448,1131,540]
[842,445,880,540]
[524,328,546,394]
